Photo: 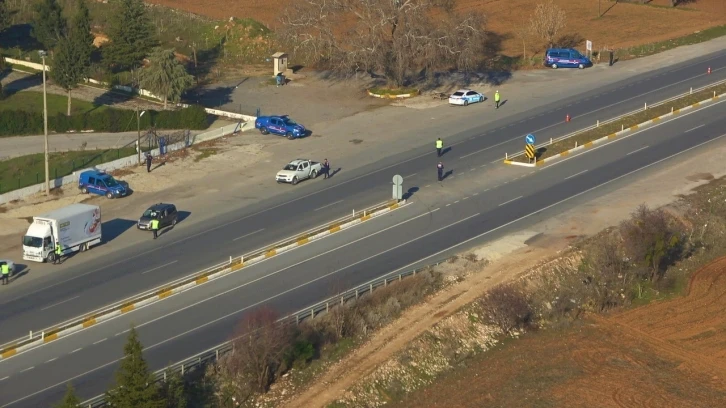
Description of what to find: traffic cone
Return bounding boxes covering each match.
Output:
[565,114,571,122]
[707,67,712,74]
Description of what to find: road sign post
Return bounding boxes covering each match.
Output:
[392,174,403,201]
[525,134,536,145]
[525,144,536,163]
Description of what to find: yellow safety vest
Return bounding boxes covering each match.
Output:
[1,264,8,275]
[151,220,160,230]
[55,245,62,255]
[436,140,443,149]
[494,92,500,102]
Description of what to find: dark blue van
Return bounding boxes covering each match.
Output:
[78,170,128,199]
[544,48,591,69]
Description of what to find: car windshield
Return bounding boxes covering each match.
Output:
[142,209,159,219]
[283,164,298,171]
[23,236,43,248]
[282,118,297,126]
[103,177,119,187]
[452,92,464,96]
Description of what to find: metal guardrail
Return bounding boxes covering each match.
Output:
[80,257,450,407]
[505,77,726,160]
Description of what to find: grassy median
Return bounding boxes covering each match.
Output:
[513,82,726,163]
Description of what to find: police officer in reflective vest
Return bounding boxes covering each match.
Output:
[151,218,160,239]
[54,242,63,264]
[1,262,9,285]
[437,161,444,181]
[494,90,501,109]
[436,138,443,157]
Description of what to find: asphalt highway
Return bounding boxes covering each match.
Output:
[1,83,725,407]
[1,51,724,351]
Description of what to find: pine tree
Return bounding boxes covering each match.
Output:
[139,48,194,109]
[105,327,163,408]
[0,0,9,34]
[103,0,157,71]
[71,0,94,66]
[55,383,81,408]
[32,0,67,50]
[159,369,187,408]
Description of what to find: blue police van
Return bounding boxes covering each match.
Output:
[78,170,128,199]
[544,48,591,69]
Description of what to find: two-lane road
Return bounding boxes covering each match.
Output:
[2,86,726,407]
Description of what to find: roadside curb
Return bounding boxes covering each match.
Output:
[0,199,408,361]
[503,92,725,168]
[367,89,420,99]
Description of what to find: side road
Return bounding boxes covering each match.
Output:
[282,128,726,408]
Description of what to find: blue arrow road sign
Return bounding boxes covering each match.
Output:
[525,134,536,144]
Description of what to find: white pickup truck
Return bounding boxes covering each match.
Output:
[276,159,323,185]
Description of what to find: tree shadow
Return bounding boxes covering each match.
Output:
[556,33,585,49]
[91,87,136,109]
[185,84,235,109]
[189,40,225,87]
[0,24,44,52]
[1,72,43,97]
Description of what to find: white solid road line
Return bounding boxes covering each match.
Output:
[314,200,344,212]
[232,228,266,242]
[39,296,80,312]
[498,196,523,207]
[386,132,726,278]
[626,146,649,156]
[564,170,588,180]
[140,260,179,275]
[686,124,705,133]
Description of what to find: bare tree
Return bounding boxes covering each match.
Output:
[277,0,487,87]
[223,307,293,395]
[581,234,634,311]
[529,0,567,48]
[620,205,683,280]
[479,283,534,335]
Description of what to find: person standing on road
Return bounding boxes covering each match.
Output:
[1,262,9,285]
[323,158,331,179]
[54,242,63,265]
[151,218,160,240]
[145,152,153,173]
[494,90,501,109]
[436,138,443,157]
[437,161,444,182]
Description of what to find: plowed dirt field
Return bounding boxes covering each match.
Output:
[396,257,726,408]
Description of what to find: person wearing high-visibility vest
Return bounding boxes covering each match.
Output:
[436,138,444,157]
[54,242,63,264]
[150,219,160,239]
[1,263,9,285]
[494,90,501,109]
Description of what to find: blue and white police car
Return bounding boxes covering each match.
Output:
[448,89,485,107]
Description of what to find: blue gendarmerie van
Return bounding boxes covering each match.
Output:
[78,170,128,199]
[544,48,591,69]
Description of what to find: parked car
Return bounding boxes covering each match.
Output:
[448,89,485,106]
[137,203,178,231]
[79,170,128,199]
[276,159,322,185]
[544,48,591,69]
[254,115,307,139]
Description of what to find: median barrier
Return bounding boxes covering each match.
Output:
[80,254,450,408]
[0,199,408,361]
[504,79,726,168]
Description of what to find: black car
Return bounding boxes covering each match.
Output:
[137,203,178,230]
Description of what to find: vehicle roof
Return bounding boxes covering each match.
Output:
[147,203,175,211]
[37,203,99,220]
[287,159,311,165]
[260,115,290,120]
[453,89,476,93]
[80,170,109,177]
[546,48,577,52]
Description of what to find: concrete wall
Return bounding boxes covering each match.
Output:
[0,123,248,204]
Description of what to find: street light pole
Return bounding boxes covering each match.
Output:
[136,108,146,165]
[40,50,49,196]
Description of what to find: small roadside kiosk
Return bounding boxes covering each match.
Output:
[272,52,288,86]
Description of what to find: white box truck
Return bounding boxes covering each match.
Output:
[22,203,102,263]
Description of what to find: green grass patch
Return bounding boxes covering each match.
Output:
[192,148,218,162]
[620,24,726,61]
[368,87,419,96]
[0,148,136,194]
[514,82,726,163]
[0,91,109,116]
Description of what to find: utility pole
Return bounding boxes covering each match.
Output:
[40,50,49,196]
[136,108,146,165]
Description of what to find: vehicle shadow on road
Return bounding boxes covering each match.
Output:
[159,211,192,237]
[102,219,137,243]
[9,264,29,283]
